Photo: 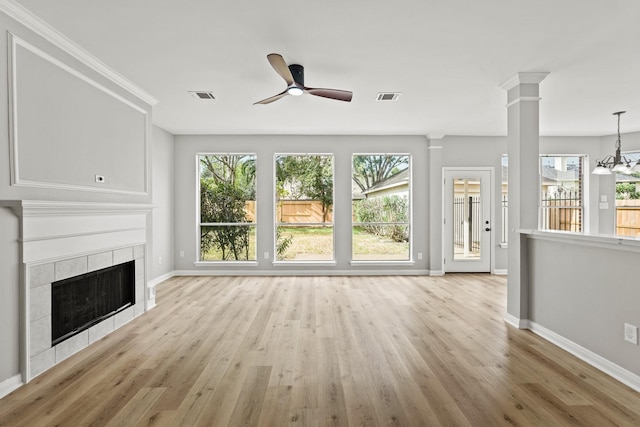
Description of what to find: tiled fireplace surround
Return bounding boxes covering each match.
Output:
[6,201,154,382]
[29,244,145,378]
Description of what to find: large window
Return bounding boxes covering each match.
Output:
[275,154,334,261]
[615,151,640,237]
[352,154,410,260]
[198,154,257,261]
[539,155,584,232]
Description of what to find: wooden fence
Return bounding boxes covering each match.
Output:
[540,190,582,232]
[616,199,640,237]
[244,200,333,223]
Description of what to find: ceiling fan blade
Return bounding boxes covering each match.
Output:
[305,87,353,102]
[267,53,294,86]
[254,90,289,105]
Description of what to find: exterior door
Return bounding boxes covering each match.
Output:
[444,169,492,272]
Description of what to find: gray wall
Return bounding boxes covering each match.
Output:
[173,135,430,273]
[0,207,20,383]
[151,126,175,279]
[524,130,640,377]
[0,10,152,387]
[0,14,152,204]
[528,237,640,376]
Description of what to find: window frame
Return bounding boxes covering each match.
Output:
[538,154,586,233]
[196,153,257,263]
[273,153,336,263]
[351,153,412,262]
[614,150,640,237]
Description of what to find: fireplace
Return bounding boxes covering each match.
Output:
[52,261,135,346]
[2,200,155,383]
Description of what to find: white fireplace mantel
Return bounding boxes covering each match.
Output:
[1,200,154,383]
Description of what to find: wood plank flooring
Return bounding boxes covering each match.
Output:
[1,274,640,426]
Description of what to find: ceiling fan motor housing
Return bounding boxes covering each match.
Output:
[289,64,304,86]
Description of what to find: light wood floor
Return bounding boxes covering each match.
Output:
[1,274,640,426]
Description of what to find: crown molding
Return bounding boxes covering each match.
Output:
[500,72,550,91]
[0,0,158,105]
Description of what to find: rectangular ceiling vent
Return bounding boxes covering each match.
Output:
[189,91,216,100]
[376,92,401,101]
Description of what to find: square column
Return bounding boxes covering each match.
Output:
[427,135,444,275]
[501,72,548,326]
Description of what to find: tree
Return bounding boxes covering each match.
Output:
[352,155,408,192]
[201,155,256,199]
[199,155,256,260]
[200,180,250,260]
[616,182,640,200]
[276,155,333,222]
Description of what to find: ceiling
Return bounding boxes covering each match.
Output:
[13,0,640,137]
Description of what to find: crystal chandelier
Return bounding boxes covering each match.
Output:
[592,111,640,175]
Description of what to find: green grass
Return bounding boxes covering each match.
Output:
[202,226,409,261]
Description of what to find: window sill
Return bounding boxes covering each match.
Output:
[272,261,337,267]
[350,260,415,267]
[194,261,259,267]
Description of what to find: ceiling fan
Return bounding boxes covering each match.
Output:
[254,53,353,105]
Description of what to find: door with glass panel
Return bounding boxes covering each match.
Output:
[444,169,491,272]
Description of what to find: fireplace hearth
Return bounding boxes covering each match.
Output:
[52,261,135,346]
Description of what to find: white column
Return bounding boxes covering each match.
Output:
[427,135,444,276]
[501,72,549,327]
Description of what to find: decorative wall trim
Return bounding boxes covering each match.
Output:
[0,373,22,399]
[528,321,640,393]
[500,72,550,91]
[493,269,508,275]
[0,0,157,105]
[429,270,444,276]
[504,313,528,329]
[148,271,175,288]
[7,33,149,195]
[505,96,542,108]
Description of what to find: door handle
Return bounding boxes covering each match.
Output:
[485,228,491,231]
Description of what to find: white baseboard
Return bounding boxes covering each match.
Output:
[428,270,444,276]
[148,271,175,287]
[174,269,430,276]
[0,373,23,399]
[528,321,640,393]
[504,313,529,329]
[493,269,508,275]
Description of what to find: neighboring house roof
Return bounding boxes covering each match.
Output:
[503,165,582,186]
[616,173,640,183]
[362,168,409,196]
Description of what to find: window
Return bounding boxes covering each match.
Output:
[198,154,257,261]
[539,155,584,232]
[352,154,410,260]
[615,151,640,237]
[275,154,334,261]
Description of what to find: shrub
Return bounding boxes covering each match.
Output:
[353,195,408,242]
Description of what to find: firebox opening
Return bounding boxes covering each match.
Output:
[51,260,135,346]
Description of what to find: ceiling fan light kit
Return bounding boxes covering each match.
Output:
[254,53,353,105]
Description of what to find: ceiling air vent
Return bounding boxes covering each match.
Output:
[376,92,401,101]
[189,91,216,100]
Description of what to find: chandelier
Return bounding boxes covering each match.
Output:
[592,111,640,175]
